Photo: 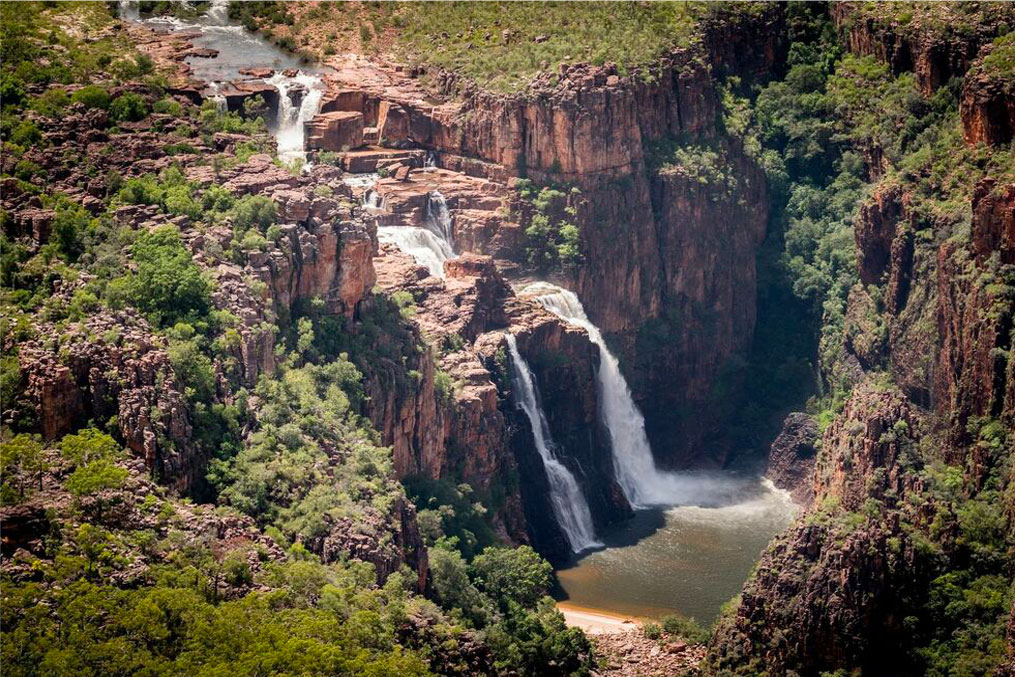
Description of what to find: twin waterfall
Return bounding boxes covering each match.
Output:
[377,192,457,278]
[522,283,716,510]
[505,335,601,553]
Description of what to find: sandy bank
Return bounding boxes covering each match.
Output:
[557,602,642,635]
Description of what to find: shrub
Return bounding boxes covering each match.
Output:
[8,120,42,147]
[109,92,148,122]
[152,97,183,116]
[643,622,662,640]
[230,194,276,231]
[661,614,710,642]
[70,85,110,110]
[30,88,69,117]
[163,184,202,218]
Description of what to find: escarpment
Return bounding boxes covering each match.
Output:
[831,2,1015,96]
[300,5,783,467]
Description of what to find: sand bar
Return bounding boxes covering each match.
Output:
[557,602,642,634]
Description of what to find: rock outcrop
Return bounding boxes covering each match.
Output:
[13,313,202,494]
[767,413,819,506]
[710,383,930,675]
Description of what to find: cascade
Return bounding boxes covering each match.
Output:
[376,190,456,277]
[423,151,438,171]
[206,0,229,25]
[522,282,739,508]
[265,72,324,166]
[505,334,601,553]
[207,82,228,114]
[118,0,140,21]
[425,191,453,245]
[377,227,455,278]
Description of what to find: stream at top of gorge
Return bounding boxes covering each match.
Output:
[121,0,325,164]
[123,0,798,628]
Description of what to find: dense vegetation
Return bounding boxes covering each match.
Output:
[232,1,703,92]
[0,4,592,675]
[708,4,1015,674]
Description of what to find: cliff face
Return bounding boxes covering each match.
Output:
[307,6,784,466]
[711,383,933,675]
[936,179,1015,464]
[830,2,1015,96]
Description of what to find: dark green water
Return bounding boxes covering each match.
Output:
[555,478,797,625]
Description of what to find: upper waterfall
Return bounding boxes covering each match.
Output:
[265,72,325,166]
[505,334,601,553]
[377,190,457,278]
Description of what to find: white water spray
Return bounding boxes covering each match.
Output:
[521,282,744,508]
[505,334,601,553]
[426,191,453,245]
[118,0,140,21]
[377,190,456,277]
[207,82,228,114]
[265,72,324,165]
[206,0,229,25]
[377,227,454,277]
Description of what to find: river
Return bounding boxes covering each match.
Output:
[555,477,796,625]
[122,1,796,628]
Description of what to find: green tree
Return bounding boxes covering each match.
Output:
[0,434,47,501]
[471,546,552,611]
[59,428,120,465]
[120,226,211,327]
[66,459,128,497]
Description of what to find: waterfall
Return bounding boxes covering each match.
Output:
[423,151,438,171]
[206,0,229,25]
[377,227,454,277]
[376,190,456,277]
[505,334,601,553]
[362,188,382,210]
[265,72,324,165]
[207,82,228,114]
[118,1,140,21]
[425,191,453,245]
[521,282,724,508]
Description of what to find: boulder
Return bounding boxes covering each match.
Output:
[305,111,365,152]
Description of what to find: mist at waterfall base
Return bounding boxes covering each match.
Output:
[520,283,796,621]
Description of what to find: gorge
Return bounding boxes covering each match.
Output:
[1,2,1013,676]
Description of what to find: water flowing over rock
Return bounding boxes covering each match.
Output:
[521,282,746,509]
[266,72,325,165]
[504,334,600,553]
